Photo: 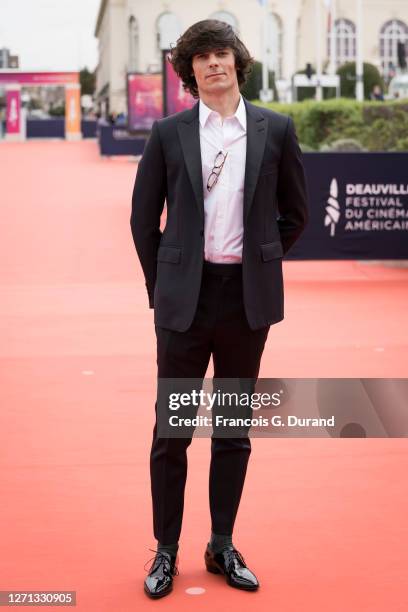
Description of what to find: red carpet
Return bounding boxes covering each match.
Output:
[0,140,407,611]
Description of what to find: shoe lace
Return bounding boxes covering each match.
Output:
[143,548,179,576]
[223,547,246,571]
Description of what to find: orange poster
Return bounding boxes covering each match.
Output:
[65,84,81,139]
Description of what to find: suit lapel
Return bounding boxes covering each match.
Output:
[243,98,267,222]
[177,101,204,222]
[176,97,267,224]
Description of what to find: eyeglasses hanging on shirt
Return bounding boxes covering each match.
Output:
[207,150,229,192]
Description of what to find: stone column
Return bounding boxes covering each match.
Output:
[281,0,301,102]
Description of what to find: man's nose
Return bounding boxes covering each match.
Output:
[208,54,219,66]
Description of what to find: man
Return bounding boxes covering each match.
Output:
[130,20,308,599]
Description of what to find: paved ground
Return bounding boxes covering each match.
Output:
[1,140,407,611]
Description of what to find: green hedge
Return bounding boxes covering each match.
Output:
[252,98,408,151]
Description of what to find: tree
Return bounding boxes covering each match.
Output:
[337,62,385,100]
[240,60,279,101]
[79,68,96,96]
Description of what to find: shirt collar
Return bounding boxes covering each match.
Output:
[199,94,246,131]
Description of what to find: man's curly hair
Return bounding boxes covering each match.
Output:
[168,20,255,99]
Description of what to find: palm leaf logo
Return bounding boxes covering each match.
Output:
[324,178,340,237]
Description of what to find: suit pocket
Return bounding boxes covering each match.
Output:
[260,241,283,261]
[157,245,182,264]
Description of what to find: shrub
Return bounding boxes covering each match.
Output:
[262,98,363,150]
[319,138,366,151]
[337,61,385,100]
[363,99,408,122]
[299,142,316,152]
[49,105,65,117]
[253,98,408,151]
[361,110,408,151]
[395,137,408,151]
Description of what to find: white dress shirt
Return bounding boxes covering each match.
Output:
[199,94,247,263]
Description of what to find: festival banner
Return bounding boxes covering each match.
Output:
[127,73,163,131]
[6,87,21,135]
[288,153,408,260]
[65,84,81,139]
[163,50,196,116]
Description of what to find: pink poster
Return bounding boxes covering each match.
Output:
[127,73,163,131]
[6,89,20,134]
[164,52,196,116]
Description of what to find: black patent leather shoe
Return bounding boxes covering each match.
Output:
[143,549,179,599]
[204,543,259,590]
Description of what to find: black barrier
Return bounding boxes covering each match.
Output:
[98,125,146,156]
[27,118,65,138]
[81,120,97,138]
[25,119,97,139]
[288,153,408,260]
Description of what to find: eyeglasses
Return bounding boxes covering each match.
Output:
[207,150,228,192]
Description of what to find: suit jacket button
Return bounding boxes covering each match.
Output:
[200,229,204,236]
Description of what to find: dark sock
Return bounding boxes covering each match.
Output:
[157,541,179,558]
[209,531,233,553]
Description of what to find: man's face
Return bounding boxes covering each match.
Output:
[191,47,238,96]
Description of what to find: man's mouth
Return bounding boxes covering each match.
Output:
[206,73,225,78]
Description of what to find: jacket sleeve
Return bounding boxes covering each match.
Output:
[276,116,309,255]
[130,120,167,308]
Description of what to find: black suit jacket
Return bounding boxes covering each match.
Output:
[130,96,309,332]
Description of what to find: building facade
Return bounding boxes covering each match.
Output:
[0,47,19,69]
[94,0,408,114]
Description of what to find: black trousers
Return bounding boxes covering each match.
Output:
[151,261,270,544]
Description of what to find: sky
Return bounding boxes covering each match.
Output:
[0,0,101,71]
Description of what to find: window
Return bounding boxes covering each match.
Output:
[156,12,181,53]
[380,19,408,80]
[328,18,356,69]
[210,11,238,33]
[128,16,139,72]
[266,13,283,79]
